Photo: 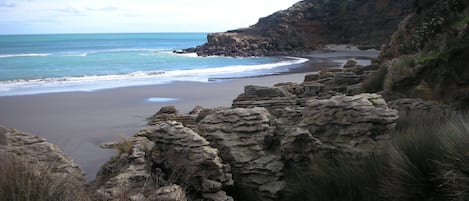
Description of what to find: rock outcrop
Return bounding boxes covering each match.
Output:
[300,93,399,154]
[148,105,199,132]
[94,121,234,201]
[139,121,234,201]
[199,108,284,201]
[93,136,159,200]
[0,126,85,181]
[183,0,413,56]
[233,63,381,118]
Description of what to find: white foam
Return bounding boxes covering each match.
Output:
[0,53,50,58]
[176,52,199,58]
[146,97,179,103]
[0,57,309,96]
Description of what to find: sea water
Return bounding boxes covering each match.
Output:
[0,33,307,96]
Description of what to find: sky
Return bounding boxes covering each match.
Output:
[0,0,300,34]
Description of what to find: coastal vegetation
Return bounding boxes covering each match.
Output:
[285,114,469,201]
[0,153,91,201]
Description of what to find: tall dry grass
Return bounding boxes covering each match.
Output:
[0,153,91,201]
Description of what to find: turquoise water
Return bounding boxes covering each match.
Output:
[0,33,307,96]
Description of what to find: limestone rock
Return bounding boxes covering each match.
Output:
[281,128,327,164]
[148,106,198,132]
[94,136,157,200]
[0,127,85,180]
[138,121,233,201]
[195,107,228,123]
[300,93,399,154]
[157,105,178,115]
[233,85,297,117]
[199,108,284,201]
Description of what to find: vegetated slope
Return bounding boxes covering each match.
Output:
[378,0,469,109]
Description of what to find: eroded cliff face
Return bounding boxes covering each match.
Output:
[186,0,413,56]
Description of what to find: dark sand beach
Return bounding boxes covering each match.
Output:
[0,51,378,180]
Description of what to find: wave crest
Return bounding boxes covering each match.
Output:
[0,57,308,96]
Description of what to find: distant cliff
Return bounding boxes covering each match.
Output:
[185,0,413,57]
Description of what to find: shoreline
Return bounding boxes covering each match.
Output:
[0,73,312,180]
[0,50,378,180]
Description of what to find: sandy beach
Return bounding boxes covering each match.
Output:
[0,72,312,179]
[0,50,378,180]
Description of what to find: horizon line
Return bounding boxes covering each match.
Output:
[0,31,216,36]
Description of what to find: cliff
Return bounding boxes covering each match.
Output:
[185,0,413,57]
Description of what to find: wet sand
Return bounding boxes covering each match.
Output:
[0,50,379,180]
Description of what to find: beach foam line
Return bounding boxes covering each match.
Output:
[164,57,308,77]
[0,53,50,58]
[146,97,179,103]
[0,56,309,96]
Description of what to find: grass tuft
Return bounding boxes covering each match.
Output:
[0,153,91,201]
[285,113,469,201]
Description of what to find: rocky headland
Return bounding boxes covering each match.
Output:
[181,0,413,57]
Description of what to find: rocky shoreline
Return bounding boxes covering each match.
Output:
[0,59,453,201]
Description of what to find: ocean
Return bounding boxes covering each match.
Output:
[0,33,307,96]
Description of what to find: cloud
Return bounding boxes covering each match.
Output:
[53,7,85,16]
[0,2,15,8]
[85,6,118,12]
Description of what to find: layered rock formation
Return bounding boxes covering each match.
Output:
[199,108,284,201]
[183,0,413,56]
[0,126,85,181]
[93,121,234,201]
